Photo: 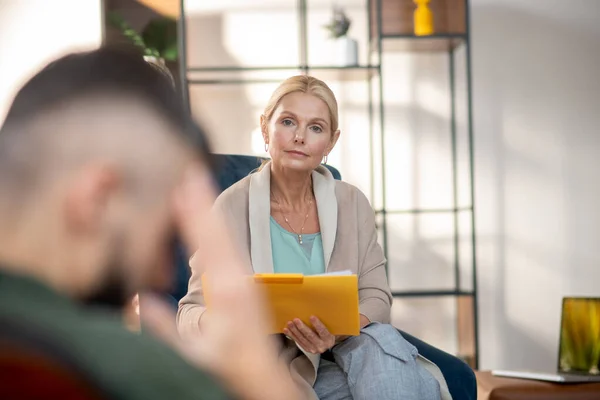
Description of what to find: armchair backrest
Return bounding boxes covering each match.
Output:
[211,154,341,192]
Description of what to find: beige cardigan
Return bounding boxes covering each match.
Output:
[177,162,451,399]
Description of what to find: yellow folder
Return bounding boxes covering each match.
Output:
[203,273,360,336]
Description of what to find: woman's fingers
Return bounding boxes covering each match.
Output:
[286,319,333,354]
[294,319,320,343]
[310,316,331,339]
[310,316,335,350]
[284,323,315,353]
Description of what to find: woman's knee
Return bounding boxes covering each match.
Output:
[362,322,403,341]
[359,323,418,362]
[333,324,417,375]
[340,323,402,347]
[333,324,441,400]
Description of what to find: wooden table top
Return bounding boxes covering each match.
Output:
[476,371,600,400]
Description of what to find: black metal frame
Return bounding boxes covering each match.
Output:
[177,0,478,368]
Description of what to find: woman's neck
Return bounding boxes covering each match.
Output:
[270,164,313,211]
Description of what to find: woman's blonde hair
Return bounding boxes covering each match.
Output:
[263,75,339,134]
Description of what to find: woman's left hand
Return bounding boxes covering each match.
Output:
[284,316,335,354]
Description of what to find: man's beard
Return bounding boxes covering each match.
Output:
[81,268,132,309]
[80,237,134,310]
[80,231,178,310]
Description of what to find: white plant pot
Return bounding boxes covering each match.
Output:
[335,36,358,66]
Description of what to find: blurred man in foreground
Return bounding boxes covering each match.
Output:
[0,47,300,400]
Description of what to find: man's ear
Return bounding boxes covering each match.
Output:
[63,164,121,235]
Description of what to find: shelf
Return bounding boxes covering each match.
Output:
[392,290,474,298]
[187,66,298,72]
[375,206,473,215]
[188,78,283,85]
[372,33,466,53]
[136,0,178,18]
[187,65,380,84]
[370,0,467,47]
[306,65,381,81]
[187,65,380,72]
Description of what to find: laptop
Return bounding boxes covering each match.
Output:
[492,297,600,383]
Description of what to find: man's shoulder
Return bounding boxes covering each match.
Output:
[70,311,231,399]
[2,303,231,400]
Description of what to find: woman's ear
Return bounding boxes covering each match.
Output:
[327,129,341,153]
[260,114,268,143]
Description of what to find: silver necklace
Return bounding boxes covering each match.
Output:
[271,191,313,244]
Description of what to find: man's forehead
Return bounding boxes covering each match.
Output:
[32,95,175,141]
[19,94,192,174]
[80,95,170,125]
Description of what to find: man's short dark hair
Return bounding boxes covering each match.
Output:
[0,46,210,159]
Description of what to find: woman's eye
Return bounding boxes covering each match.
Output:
[282,119,293,126]
[311,125,323,133]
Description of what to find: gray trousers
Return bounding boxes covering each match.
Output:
[313,323,441,400]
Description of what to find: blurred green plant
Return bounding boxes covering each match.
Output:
[560,299,600,374]
[142,18,178,61]
[108,12,178,61]
[323,6,351,39]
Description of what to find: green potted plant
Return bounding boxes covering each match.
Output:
[108,12,178,64]
[323,6,358,66]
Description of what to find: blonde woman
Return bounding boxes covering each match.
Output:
[179,76,449,400]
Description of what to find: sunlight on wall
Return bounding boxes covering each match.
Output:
[251,126,266,154]
[417,80,451,120]
[0,0,102,124]
[224,12,299,67]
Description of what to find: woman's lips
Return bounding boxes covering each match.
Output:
[286,150,308,157]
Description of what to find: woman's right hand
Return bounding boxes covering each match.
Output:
[284,316,335,354]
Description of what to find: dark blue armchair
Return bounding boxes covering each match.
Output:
[170,154,476,400]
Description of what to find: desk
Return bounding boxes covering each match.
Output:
[476,371,600,400]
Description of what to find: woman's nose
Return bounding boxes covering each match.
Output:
[294,131,305,144]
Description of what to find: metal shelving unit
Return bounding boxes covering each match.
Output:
[177,0,478,368]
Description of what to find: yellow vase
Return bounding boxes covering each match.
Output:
[414,0,434,36]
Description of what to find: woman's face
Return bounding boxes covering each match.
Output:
[263,92,339,173]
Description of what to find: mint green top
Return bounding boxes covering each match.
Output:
[270,217,325,275]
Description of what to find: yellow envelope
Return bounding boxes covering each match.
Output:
[203,273,360,336]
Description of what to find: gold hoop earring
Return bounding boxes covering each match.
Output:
[265,143,269,152]
[323,154,328,164]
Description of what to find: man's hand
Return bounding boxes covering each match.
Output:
[141,164,302,400]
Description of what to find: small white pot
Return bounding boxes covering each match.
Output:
[335,36,358,66]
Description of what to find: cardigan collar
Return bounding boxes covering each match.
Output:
[248,161,338,274]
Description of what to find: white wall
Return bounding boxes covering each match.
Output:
[472,0,600,370]
[0,0,103,123]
